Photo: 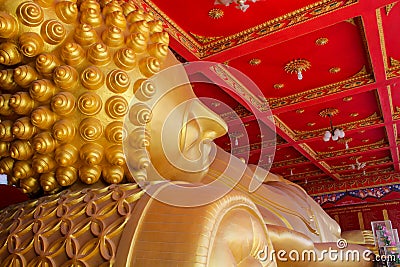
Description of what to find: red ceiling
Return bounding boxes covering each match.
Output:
[133,0,400,189]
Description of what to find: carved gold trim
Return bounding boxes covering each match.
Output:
[210,64,269,111]
[315,37,329,46]
[274,115,296,139]
[190,32,224,44]
[332,156,392,171]
[249,58,262,66]
[329,67,341,73]
[345,18,356,26]
[385,3,397,15]
[298,143,317,159]
[272,156,308,168]
[376,9,389,75]
[317,139,387,158]
[319,108,339,118]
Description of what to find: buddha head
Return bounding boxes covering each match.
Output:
[0,0,227,196]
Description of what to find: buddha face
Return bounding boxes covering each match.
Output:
[146,81,228,183]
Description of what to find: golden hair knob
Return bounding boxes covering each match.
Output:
[78,92,102,115]
[0,69,18,91]
[0,157,14,175]
[133,79,156,101]
[80,0,101,13]
[102,165,124,184]
[79,117,103,141]
[12,117,36,140]
[121,1,137,17]
[0,42,22,65]
[105,11,126,29]
[53,65,79,91]
[52,119,76,142]
[19,32,44,57]
[0,94,14,116]
[79,165,101,184]
[102,26,124,47]
[126,33,147,53]
[114,48,136,71]
[10,92,35,115]
[126,149,149,170]
[80,142,104,165]
[128,127,151,149]
[14,65,39,88]
[32,153,56,173]
[0,120,14,142]
[87,43,111,66]
[61,42,85,66]
[55,1,78,24]
[105,96,128,119]
[80,8,103,27]
[0,141,9,157]
[150,32,169,45]
[56,166,78,186]
[128,103,152,126]
[41,20,66,45]
[102,1,123,16]
[13,160,34,179]
[55,144,78,166]
[51,92,76,116]
[126,10,145,23]
[30,79,57,103]
[129,20,150,37]
[16,1,44,27]
[10,140,34,160]
[139,57,160,77]
[20,176,40,194]
[31,106,57,129]
[105,121,126,143]
[148,20,164,34]
[106,69,130,93]
[32,132,56,154]
[40,172,61,193]
[74,23,98,46]
[148,43,168,60]
[36,53,61,78]
[0,12,19,38]
[81,66,105,90]
[105,145,125,166]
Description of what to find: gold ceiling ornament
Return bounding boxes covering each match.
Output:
[209,8,224,19]
[274,83,284,89]
[319,108,339,118]
[307,122,316,127]
[343,96,353,102]
[284,59,311,80]
[0,0,170,195]
[249,58,261,66]
[190,32,223,44]
[350,112,359,117]
[315,37,328,46]
[296,108,305,114]
[385,3,397,15]
[329,67,341,73]
[362,139,370,143]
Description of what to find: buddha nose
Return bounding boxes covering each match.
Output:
[191,100,228,141]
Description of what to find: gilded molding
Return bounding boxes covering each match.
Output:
[332,156,392,171]
[376,9,389,76]
[298,143,318,159]
[189,32,223,44]
[385,3,397,15]
[132,0,359,58]
[210,64,269,112]
[317,139,388,159]
[269,68,374,109]
[274,115,297,139]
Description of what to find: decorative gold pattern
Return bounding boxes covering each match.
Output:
[133,0,359,58]
[337,137,353,145]
[296,109,305,114]
[385,3,397,15]
[343,96,353,102]
[315,37,328,45]
[284,59,311,74]
[350,112,359,117]
[0,184,143,266]
[190,32,224,44]
[319,107,339,118]
[274,83,284,89]
[307,122,316,127]
[209,8,224,19]
[249,58,261,65]
[329,67,341,73]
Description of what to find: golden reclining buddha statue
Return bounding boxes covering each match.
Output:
[0,0,373,266]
